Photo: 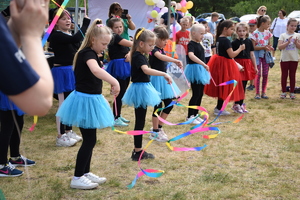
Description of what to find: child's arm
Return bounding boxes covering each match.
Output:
[118,39,133,48]
[251,39,273,51]
[250,51,258,73]
[226,44,245,58]
[188,52,209,71]
[278,37,290,50]
[153,51,183,68]
[141,65,172,84]
[295,37,300,49]
[86,59,120,96]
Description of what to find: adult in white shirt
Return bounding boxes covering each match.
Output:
[270,9,289,59]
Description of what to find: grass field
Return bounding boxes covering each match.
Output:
[0,51,300,200]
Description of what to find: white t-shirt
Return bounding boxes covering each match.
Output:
[271,17,289,37]
[279,32,300,62]
[202,32,214,57]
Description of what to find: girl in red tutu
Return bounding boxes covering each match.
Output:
[231,22,257,113]
[204,20,245,115]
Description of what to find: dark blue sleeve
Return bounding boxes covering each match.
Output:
[0,16,39,95]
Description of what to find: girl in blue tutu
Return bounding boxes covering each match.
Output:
[49,10,91,146]
[107,18,133,127]
[56,20,120,190]
[184,24,210,124]
[122,28,172,161]
[149,26,182,142]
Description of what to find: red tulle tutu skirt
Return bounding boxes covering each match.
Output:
[235,58,256,81]
[204,55,245,101]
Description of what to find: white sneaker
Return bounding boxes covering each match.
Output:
[149,128,168,142]
[84,172,106,184]
[273,57,276,61]
[70,176,99,189]
[158,127,168,139]
[56,133,77,147]
[231,104,243,114]
[66,130,82,142]
[213,108,231,116]
[186,115,203,124]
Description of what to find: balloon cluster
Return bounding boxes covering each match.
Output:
[145,0,194,22]
[177,0,193,14]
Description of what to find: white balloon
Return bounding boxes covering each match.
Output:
[160,7,168,14]
[156,0,165,8]
[153,0,159,3]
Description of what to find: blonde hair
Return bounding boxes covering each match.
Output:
[235,22,250,38]
[73,19,112,68]
[130,28,156,65]
[190,24,204,39]
[180,17,190,24]
[257,6,267,15]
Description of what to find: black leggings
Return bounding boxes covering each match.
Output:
[133,107,147,148]
[113,77,130,119]
[74,128,96,177]
[188,83,204,117]
[0,110,23,165]
[60,91,72,134]
[152,98,173,117]
[234,80,247,105]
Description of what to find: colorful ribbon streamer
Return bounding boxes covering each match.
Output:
[42,0,70,46]
[28,116,38,131]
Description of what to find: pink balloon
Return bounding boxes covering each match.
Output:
[180,0,186,7]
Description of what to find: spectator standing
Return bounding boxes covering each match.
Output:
[270,9,289,60]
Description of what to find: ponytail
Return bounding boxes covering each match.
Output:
[73,19,112,68]
[130,28,156,65]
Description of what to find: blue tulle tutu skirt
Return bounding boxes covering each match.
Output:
[51,65,75,94]
[56,91,114,129]
[150,76,181,99]
[106,58,131,80]
[122,82,161,109]
[184,63,211,85]
[0,91,25,116]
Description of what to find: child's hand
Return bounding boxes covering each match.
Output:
[125,53,131,62]
[239,44,246,50]
[164,73,172,84]
[204,64,209,71]
[111,84,120,97]
[288,36,293,43]
[175,60,183,68]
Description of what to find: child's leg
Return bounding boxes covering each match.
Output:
[134,107,147,152]
[74,128,96,177]
[56,93,65,137]
[280,61,289,93]
[9,114,24,158]
[288,61,298,93]
[63,91,73,132]
[0,110,15,165]
[152,102,163,130]
[113,77,130,119]
[236,81,247,105]
[255,59,263,95]
[158,98,173,127]
[188,83,204,117]
[216,99,224,110]
[261,58,269,94]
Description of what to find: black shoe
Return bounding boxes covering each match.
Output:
[131,150,155,161]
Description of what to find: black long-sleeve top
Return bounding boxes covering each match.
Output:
[49,17,90,66]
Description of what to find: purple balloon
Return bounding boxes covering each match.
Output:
[153,6,161,12]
